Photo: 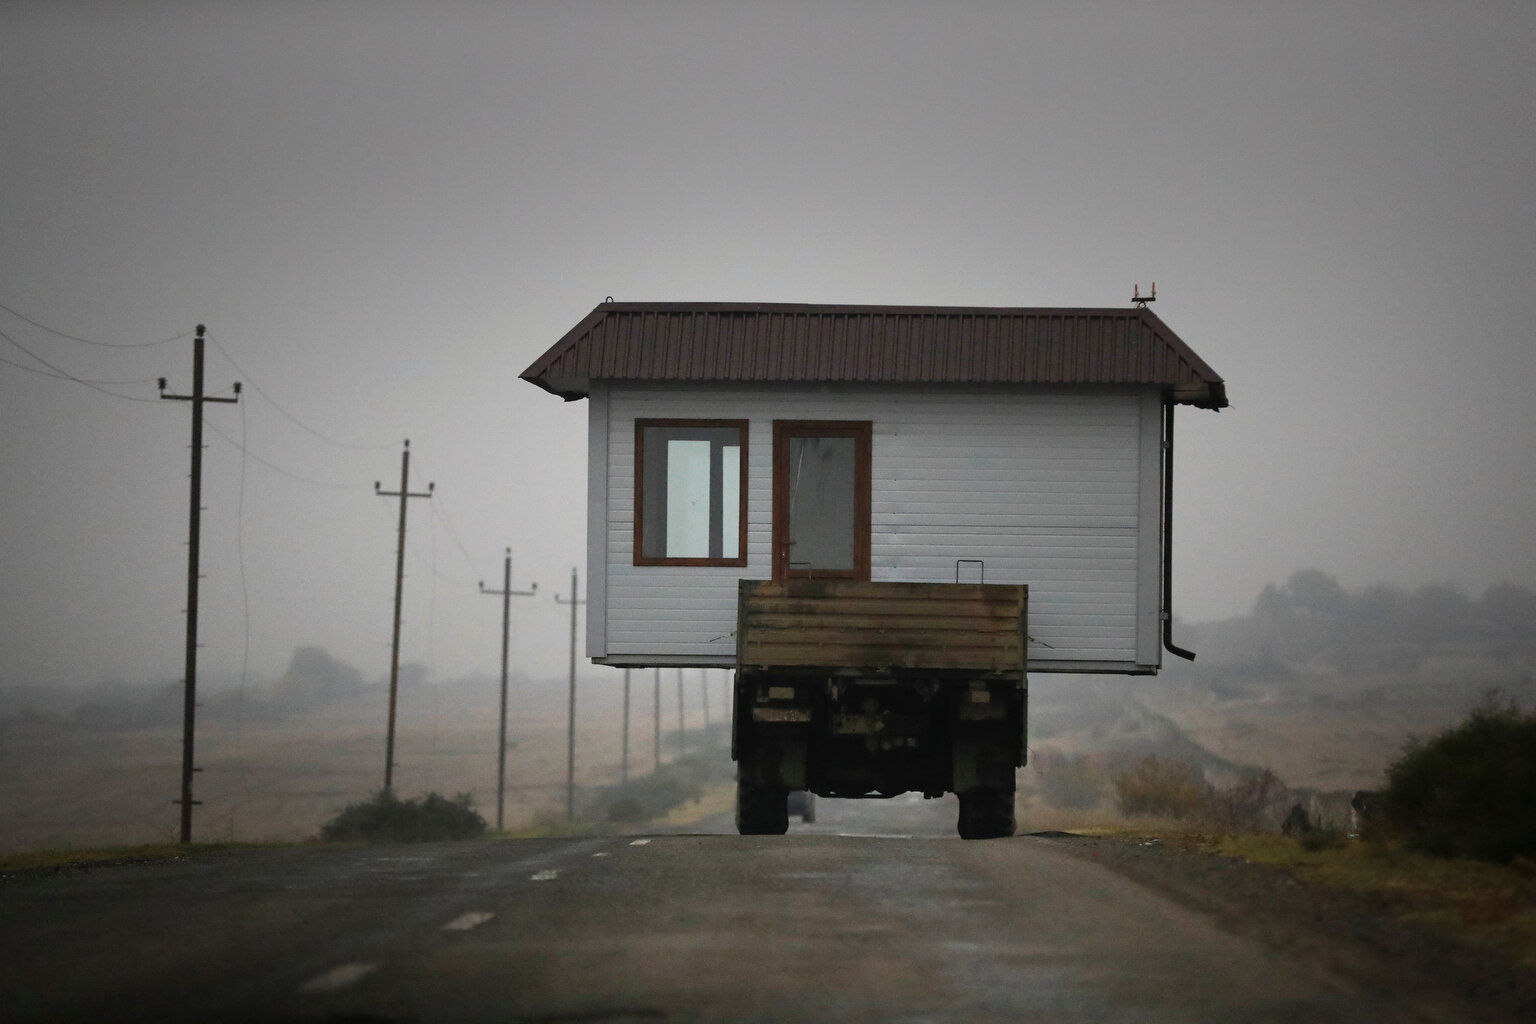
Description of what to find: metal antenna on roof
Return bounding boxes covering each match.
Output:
[1132,282,1156,307]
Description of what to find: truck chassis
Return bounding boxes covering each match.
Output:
[732,579,1028,839]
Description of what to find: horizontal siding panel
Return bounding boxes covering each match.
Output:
[610,626,736,642]
[879,532,1138,548]
[884,448,1135,464]
[1032,636,1138,652]
[878,515,1142,534]
[1035,647,1136,662]
[878,549,1137,566]
[1027,621,1137,636]
[873,476,1138,494]
[608,644,738,656]
[874,498,1135,514]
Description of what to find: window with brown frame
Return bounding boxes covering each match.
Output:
[634,419,749,566]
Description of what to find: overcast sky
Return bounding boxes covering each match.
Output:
[3,1,1533,692]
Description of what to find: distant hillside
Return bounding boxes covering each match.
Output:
[1168,571,1536,687]
[1028,572,1536,798]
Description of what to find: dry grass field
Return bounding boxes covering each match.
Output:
[0,671,727,853]
[4,652,1529,855]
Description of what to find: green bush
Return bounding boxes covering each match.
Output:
[1112,756,1209,819]
[1382,694,1536,862]
[320,789,486,843]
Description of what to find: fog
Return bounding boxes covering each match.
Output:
[3,2,1534,696]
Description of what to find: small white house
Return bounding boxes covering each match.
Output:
[521,301,1226,675]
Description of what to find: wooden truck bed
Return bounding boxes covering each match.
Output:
[736,579,1028,678]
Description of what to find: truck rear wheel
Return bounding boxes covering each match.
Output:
[736,778,789,835]
[957,788,1016,840]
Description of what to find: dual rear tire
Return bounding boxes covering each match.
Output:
[735,778,789,835]
[957,788,1016,840]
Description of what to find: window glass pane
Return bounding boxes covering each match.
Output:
[721,445,740,559]
[787,435,855,571]
[665,439,712,558]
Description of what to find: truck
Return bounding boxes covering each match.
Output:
[732,578,1028,839]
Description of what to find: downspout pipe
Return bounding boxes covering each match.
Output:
[1163,399,1197,661]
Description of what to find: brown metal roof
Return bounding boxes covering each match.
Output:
[521,302,1227,409]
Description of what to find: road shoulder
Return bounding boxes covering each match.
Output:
[1041,832,1536,1023]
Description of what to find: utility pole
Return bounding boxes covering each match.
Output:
[479,548,535,830]
[159,324,239,845]
[676,668,687,759]
[700,668,711,730]
[653,667,661,772]
[621,669,631,784]
[375,440,432,792]
[554,568,584,820]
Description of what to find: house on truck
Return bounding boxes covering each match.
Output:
[521,300,1226,672]
[521,300,1226,836]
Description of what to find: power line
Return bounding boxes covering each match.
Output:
[0,326,164,403]
[206,333,395,452]
[0,298,193,348]
[433,501,484,578]
[202,418,374,490]
[0,353,159,386]
[377,500,479,592]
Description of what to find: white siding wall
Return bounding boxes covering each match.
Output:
[589,383,1162,673]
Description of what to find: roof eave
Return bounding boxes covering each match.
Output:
[519,370,589,402]
[525,372,1226,409]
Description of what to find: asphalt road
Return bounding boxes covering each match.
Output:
[2,798,1437,1023]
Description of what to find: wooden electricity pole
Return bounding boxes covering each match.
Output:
[375,440,432,792]
[653,667,661,772]
[480,548,535,830]
[554,568,584,820]
[159,324,239,844]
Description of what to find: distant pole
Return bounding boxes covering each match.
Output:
[555,568,585,820]
[700,668,710,730]
[375,441,433,792]
[621,668,631,784]
[653,667,661,772]
[676,668,687,759]
[480,548,535,830]
[159,325,239,844]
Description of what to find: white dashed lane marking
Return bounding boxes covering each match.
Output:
[298,963,377,994]
[442,912,494,931]
[531,869,560,881]
[593,851,610,857]
[629,839,651,846]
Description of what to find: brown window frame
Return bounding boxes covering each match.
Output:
[772,420,872,582]
[633,418,750,568]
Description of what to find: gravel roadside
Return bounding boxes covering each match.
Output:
[1042,831,1536,1023]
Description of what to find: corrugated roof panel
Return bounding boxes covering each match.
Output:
[520,301,1226,408]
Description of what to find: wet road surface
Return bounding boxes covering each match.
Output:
[1,798,1448,1022]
